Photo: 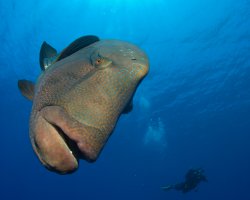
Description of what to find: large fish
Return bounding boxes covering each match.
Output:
[18,35,149,174]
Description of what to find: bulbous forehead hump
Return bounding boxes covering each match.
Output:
[92,40,148,66]
[95,40,146,57]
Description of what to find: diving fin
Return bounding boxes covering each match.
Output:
[161,185,174,191]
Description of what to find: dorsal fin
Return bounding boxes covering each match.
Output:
[39,42,58,71]
[18,80,35,101]
[56,35,100,61]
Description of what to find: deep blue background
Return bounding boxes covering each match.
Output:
[1,0,250,199]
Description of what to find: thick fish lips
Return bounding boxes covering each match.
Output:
[32,106,99,174]
[33,106,77,174]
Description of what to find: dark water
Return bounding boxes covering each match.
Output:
[1,0,250,199]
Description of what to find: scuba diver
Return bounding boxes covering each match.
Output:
[161,168,207,193]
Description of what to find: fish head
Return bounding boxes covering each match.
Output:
[19,38,149,174]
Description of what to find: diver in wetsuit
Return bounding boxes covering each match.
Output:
[161,168,207,193]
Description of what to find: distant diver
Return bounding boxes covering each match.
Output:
[161,168,207,193]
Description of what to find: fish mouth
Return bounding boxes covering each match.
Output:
[32,106,101,174]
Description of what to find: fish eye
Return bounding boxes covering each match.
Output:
[95,58,104,65]
[91,52,112,69]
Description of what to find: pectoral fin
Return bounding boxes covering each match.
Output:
[18,80,35,101]
[122,99,133,114]
[40,41,58,70]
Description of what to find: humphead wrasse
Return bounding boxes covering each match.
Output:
[18,35,149,174]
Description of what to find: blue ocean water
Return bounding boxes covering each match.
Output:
[1,0,250,199]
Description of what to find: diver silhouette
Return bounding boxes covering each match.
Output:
[161,168,207,193]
